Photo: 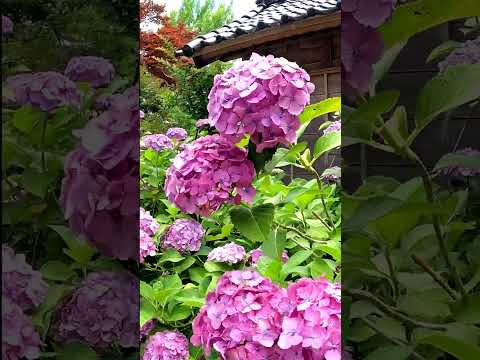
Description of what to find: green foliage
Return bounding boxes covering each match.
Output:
[169,0,234,34]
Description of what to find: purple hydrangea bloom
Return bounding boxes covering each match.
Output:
[2,299,42,360]
[140,207,159,262]
[2,245,48,312]
[439,37,480,72]
[60,86,139,260]
[441,147,480,177]
[191,270,287,359]
[141,134,173,151]
[249,248,289,265]
[278,278,341,360]
[143,331,189,360]
[140,110,145,119]
[162,219,204,253]
[65,56,115,88]
[53,271,139,350]
[166,127,188,141]
[342,0,397,28]
[165,135,256,216]
[342,13,384,93]
[323,121,341,135]
[321,167,341,184]
[2,15,13,35]
[206,53,315,152]
[5,72,81,112]
[207,243,246,264]
[140,319,157,341]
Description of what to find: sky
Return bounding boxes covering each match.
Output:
[161,0,257,19]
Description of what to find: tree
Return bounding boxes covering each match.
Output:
[169,0,234,35]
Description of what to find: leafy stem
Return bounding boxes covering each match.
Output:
[344,288,447,330]
[41,116,48,173]
[304,163,335,228]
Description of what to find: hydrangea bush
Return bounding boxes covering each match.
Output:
[140,53,342,360]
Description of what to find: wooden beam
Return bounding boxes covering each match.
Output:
[193,11,340,67]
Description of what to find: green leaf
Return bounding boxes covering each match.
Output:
[365,346,412,360]
[384,106,409,145]
[12,106,46,134]
[204,261,228,273]
[264,142,307,172]
[450,295,480,324]
[283,250,313,271]
[418,335,480,360]
[261,229,286,260]
[48,225,96,264]
[40,261,75,282]
[21,169,52,198]
[313,131,341,159]
[299,97,341,124]
[57,342,98,360]
[256,256,282,283]
[433,152,480,172]
[158,249,185,263]
[412,64,480,142]
[427,40,462,63]
[380,0,480,47]
[310,259,334,280]
[140,300,156,326]
[165,306,192,321]
[172,257,196,273]
[314,242,341,261]
[230,204,274,243]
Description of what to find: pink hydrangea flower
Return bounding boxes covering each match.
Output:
[278,278,341,360]
[141,134,173,151]
[2,244,48,311]
[143,331,189,360]
[2,299,42,360]
[162,218,204,253]
[207,243,246,264]
[65,56,115,88]
[140,207,159,262]
[441,147,480,177]
[5,72,81,112]
[249,248,289,265]
[323,121,341,135]
[191,270,287,359]
[166,127,188,141]
[53,271,139,350]
[140,110,145,119]
[206,53,315,152]
[342,0,397,28]
[164,135,256,216]
[2,15,13,35]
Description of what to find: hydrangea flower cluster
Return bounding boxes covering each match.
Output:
[140,319,158,341]
[441,147,480,177]
[53,271,139,350]
[2,15,13,35]
[342,1,397,95]
[143,331,189,360]
[140,207,159,262]
[206,53,315,152]
[278,278,341,360]
[192,271,341,360]
[207,243,246,264]
[5,72,81,112]
[249,248,289,265]
[141,134,173,151]
[2,244,48,311]
[323,121,341,135]
[438,37,480,73]
[65,56,115,88]
[165,135,256,216]
[162,218,204,253]
[60,86,139,260]
[166,127,188,141]
[191,270,286,359]
[2,299,42,360]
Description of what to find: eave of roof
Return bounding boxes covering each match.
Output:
[176,0,341,66]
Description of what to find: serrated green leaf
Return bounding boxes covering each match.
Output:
[230,204,274,243]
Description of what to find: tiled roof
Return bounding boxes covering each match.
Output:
[177,0,340,57]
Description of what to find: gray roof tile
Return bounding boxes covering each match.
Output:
[177,0,340,57]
